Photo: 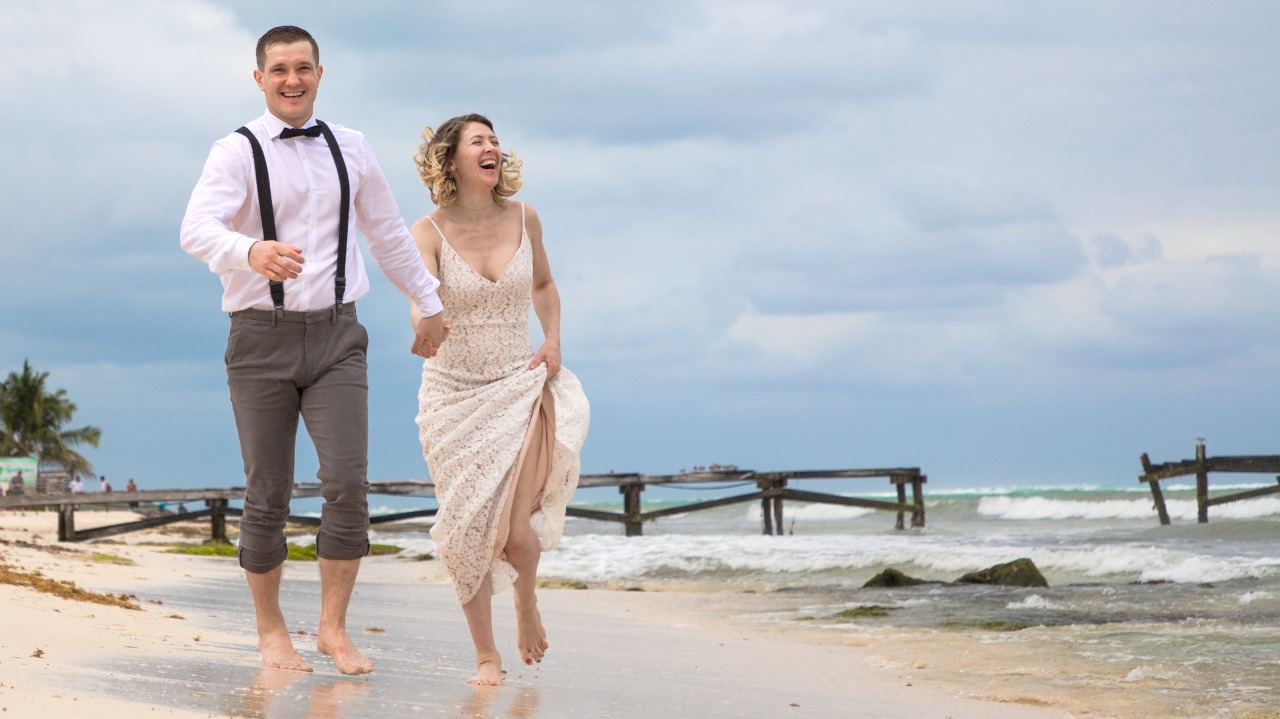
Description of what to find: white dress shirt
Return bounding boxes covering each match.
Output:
[181,112,442,316]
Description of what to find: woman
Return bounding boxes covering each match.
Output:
[410,114,589,686]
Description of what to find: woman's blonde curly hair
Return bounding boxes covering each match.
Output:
[414,113,522,207]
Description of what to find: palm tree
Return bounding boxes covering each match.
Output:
[0,360,101,475]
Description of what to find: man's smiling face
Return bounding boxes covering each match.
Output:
[253,40,322,128]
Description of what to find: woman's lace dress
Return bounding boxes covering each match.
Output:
[416,204,589,604]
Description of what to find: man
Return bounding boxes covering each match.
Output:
[68,475,85,493]
[7,470,24,496]
[180,25,448,675]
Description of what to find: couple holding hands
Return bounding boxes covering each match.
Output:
[180,25,589,687]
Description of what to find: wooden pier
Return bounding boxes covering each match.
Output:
[0,467,927,541]
[0,481,440,543]
[1139,440,1280,524]
[572,467,927,536]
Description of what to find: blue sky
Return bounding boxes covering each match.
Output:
[4,1,1280,495]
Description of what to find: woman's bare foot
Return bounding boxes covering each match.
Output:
[317,628,374,675]
[468,652,504,686]
[515,605,548,665]
[259,627,313,672]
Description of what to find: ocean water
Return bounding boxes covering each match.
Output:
[364,482,1280,716]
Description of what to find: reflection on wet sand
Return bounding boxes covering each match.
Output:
[454,685,540,719]
[227,666,539,719]
[234,666,371,719]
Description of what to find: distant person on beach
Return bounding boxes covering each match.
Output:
[68,475,84,493]
[100,476,112,493]
[180,25,448,675]
[6,470,24,497]
[126,479,139,509]
[411,114,589,685]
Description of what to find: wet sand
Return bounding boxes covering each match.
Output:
[0,511,1077,718]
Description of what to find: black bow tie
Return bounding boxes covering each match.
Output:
[280,125,322,139]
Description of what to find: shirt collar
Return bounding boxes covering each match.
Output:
[261,112,318,139]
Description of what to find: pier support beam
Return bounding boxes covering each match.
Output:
[911,476,926,528]
[621,484,644,537]
[1140,453,1172,525]
[1196,439,1209,524]
[58,504,76,541]
[1149,479,1172,525]
[758,478,787,535]
[208,498,229,543]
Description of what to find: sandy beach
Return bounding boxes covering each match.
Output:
[0,509,1221,719]
[0,506,1100,711]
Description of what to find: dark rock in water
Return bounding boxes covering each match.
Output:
[863,568,932,588]
[954,558,1049,587]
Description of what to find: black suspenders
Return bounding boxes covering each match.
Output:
[234,121,351,319]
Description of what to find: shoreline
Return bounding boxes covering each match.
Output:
[0,509,1259,718]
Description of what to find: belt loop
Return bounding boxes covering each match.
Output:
[330,305,337,324]
[270,311,277,328]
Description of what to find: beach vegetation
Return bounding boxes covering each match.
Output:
[84,553,135,566]
[835,605,894,619]
[164,542,403,560]
[166,543,238,557]
[539,580,589,590]
[288,544,318,560]
[0,360,102,476]
[942,619,1030,632]
[0,561,139,609]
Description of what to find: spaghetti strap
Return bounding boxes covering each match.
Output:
[520,201,526,235]
[425,215,448,244]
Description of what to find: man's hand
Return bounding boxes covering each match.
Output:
[249,240,305,281]
[412,313,451,358]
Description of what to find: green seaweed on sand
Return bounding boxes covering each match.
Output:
[165,542,403,560]
[165,543,238,557]
[84,553,135,566]
[539,580,589,590]
[942,618,1030,632]
[0,561,140,609]
[834,605,894,619]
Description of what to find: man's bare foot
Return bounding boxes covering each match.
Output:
[317,628,374,675]
[467,653,504,686]
[515,605,548,665]
[259,627,312,672]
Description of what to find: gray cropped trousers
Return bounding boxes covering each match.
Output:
[225,303,371,573]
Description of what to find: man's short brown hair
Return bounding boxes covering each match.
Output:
[255,25,319,70]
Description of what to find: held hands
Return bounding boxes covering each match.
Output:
[528,340,561,378]
[413,313,451,359]
[249,240,305,281]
